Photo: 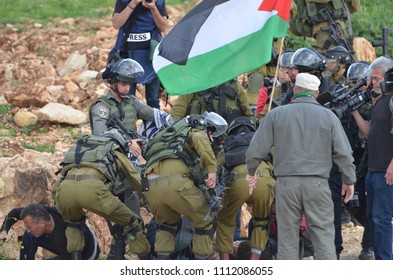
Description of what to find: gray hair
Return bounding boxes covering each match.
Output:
[368,56,393,78]
[20,204,51,223]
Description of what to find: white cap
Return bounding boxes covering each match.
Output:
[295,73,321,91]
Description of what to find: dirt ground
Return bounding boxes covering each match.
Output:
[341,222,365,260]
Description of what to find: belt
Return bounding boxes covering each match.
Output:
[147,174,185,185]
[64,174,104,181]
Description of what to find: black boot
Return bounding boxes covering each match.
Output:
[156,253,171,260]
[138,253,152,260]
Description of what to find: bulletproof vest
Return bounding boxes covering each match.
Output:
[290,0,349,37]
[89,95,138,132]
[186,81,244,125]
[57,135,126,196]
[224,132,255,170]
[142,119,207,183]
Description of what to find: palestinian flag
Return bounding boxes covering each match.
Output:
[152,0,291,95]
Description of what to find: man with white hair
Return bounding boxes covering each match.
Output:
[350,57,393,260]
[246,73,356,260]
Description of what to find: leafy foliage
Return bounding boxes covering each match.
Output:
[0,104,13,115]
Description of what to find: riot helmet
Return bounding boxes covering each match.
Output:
[187,111,228,137]
[105,58,144,84]
[101,128,129,154]
[203,111,228,137]
[290,48,326,73]
[324,46,351,64]
[227,116,256,136]
[346,61,370,84]
[280,50,295,68]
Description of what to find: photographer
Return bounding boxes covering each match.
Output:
[343,61,374,260]
[111,0,168,109]
[350,56,393,260]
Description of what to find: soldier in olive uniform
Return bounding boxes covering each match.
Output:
[170,78,253,125]
[216,117,275,260]
[90,58,172,158]
[290,0,360,51]
[54,130,151,259]
[142,112,228,260]
[323,46,353,85]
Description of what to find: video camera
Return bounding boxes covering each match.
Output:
[317,79,371,119]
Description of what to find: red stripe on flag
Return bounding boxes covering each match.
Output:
[259,0,291,22]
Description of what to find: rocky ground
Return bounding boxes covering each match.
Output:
[0,3,367,260]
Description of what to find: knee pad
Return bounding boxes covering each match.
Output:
[251,215,270,233]
[157,220,181,237]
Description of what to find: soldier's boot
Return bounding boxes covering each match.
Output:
[107,224,126,260]
[156,253,171,260]
[71,251,82,260]
[138,253,151,260]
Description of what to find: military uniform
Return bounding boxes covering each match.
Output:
[170,79,253,125]
[54,150,151,257]
[290,0,360,51]
[89,90,155,136]
[143,129,217,259]
[216,161,275,256]
[245,39,285,116]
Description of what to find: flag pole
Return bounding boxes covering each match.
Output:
[267,37,285,113]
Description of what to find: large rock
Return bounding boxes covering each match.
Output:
[14,109,38,127]
[36,102,87,125]
[58,52,87,77]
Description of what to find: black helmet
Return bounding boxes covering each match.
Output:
[101,128,129,154]
[291,48,326,73]
[105,58,144,84]
[227,116,256,136]
[324,46,351,64]
[346,61,370,83]
[280,50,295,68]
[187,111,228,137]
[381,67,393,93]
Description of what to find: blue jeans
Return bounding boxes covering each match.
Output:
[128,76,161,109]
[365,171,393,260]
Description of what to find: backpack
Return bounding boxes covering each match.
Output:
[187,80,245,125]
[57,135,126,196]
[141,119,206,183]
[224,132,255,171]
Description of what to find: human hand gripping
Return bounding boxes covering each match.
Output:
[342,183,354,203]
[385,159,393,185]
[143,0,156,9]
[128,0,141,9]
[246,175,258,196]
[204,173,217,189]
[128,139,142,157]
